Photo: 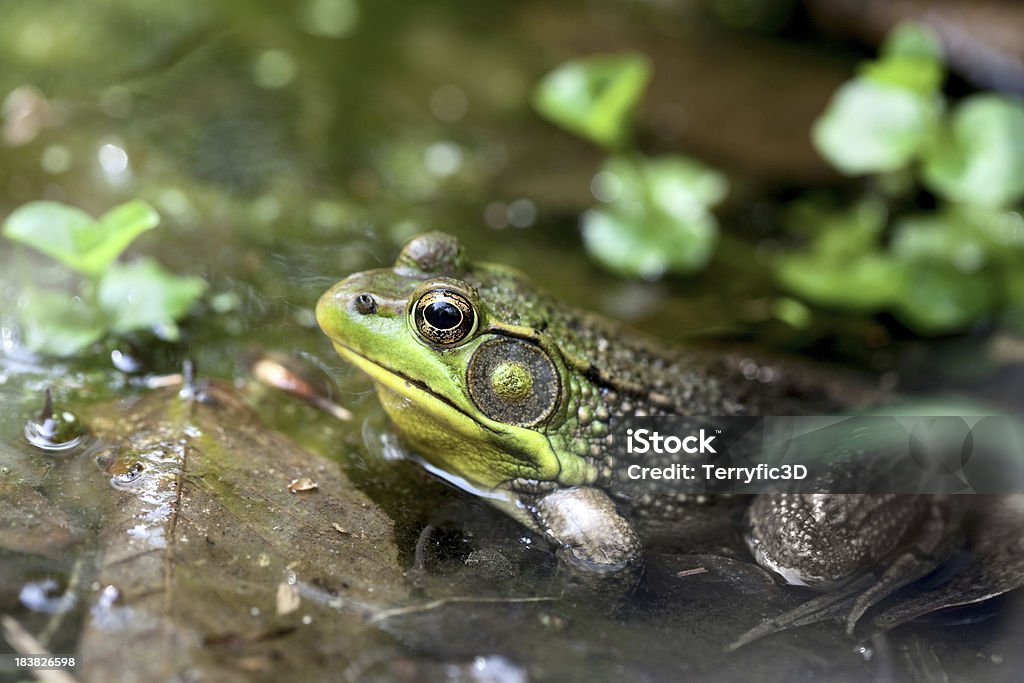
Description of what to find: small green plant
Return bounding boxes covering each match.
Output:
[3,200,207,356]
[779,23,1024,334]
[533,53,727,279]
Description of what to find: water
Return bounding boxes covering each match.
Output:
[1,1,1022,681]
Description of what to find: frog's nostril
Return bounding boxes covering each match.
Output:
[354,293,377,315]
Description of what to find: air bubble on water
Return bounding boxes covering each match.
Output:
[24,389,87,454]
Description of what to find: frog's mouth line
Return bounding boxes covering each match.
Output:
[329,342,503,437]
[332,341,557,490]
[330,340,590,490]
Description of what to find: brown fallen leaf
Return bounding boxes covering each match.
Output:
[73,381,407,683]
[250,353,353,421]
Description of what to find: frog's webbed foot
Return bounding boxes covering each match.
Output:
[727,547,949,652]
[874,495,1024,630]
[531,486,643,578]
[841,496,967,632]
[732,494,967,650]
[726,576,867,651]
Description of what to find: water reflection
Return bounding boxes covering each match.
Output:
[1,1,1023,680]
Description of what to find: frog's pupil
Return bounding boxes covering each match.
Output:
[424,301,462,329]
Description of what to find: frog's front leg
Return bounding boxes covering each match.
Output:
[732,493,966,649]
[530,486,643,575]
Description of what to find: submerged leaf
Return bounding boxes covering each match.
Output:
[98,258,207,339]
[76,383,406,681]
[18,291,106,356]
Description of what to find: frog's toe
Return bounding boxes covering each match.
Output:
[843,550,948,634]
[733,497,1023,649]
[726,577,868,651]
[874,496,1024,630]
[729,559,931,651]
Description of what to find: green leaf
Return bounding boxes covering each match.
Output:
[3,202,96,271]
[98,258,207,339]
[891,213,988,273]
[921,94,1024,208]
[1003,268,1024,332]
[781,197,888,252]
[582,155,725,278]
[533,53,652,150]
[778,204,1001,332]
[642,155,729,209]
[583,207,717,280]
[889,209,1024,332]
[19,291,106,357]
[861,23,944,95]
[776,198,899,309]
[2,200,160,276]
[772,297,812,329]
[813,79,940,175]
[806,199,888,259]
[597,155,729,215]
[81,200,161,274]
[881,23,943,63]
[776,252,904,309]
[859,56,943,96]
[894,263,994,333]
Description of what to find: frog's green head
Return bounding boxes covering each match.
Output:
[317,232,593,492]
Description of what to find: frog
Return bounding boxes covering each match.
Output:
[316,231,1023,645]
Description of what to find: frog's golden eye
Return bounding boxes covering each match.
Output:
[412,289,476,346]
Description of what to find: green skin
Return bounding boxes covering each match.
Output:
[318,232,981,638]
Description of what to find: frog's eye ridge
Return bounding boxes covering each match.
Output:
[413,289,476,346]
